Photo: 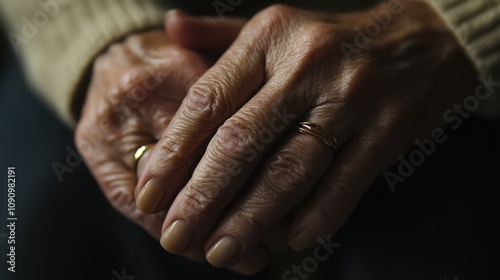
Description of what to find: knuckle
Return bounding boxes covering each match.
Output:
[107,42,125,54]
[108,184,133,209]
[124,32,142,47]
[260,4,295,23]
[156,134,190,166]
[204,109,287,174]
[297,23,340,63]
[252,4,296,40]
[211,118,258,164]
[93,54,107,70]
[232,209,266,232]
[102,66,149,109]
[100,43,124,62]
[313,202,337,226]
[94,43,127,69]
[182,184,218,212]
[331,173,361,199]
[264,152,310,199]
[312,173,361,226]
[117,66,148,94]
[183,83,231,121]
[328,60,374,106]
[105,181,141,218]
[306,23,337,48]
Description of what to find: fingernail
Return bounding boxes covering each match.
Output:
[136,179,164,214]
[289,231,315,252]
[165,9,189,19]
[206,236,242,267]
[160,220,193,254]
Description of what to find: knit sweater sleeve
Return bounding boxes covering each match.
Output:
[424,0,500,118]
[0,0,168,126]
[2,1,500,123]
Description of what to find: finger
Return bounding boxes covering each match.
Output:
[77,76,176,237]
[285,130,404,252]
[157,78,311,256]
[75,134,164,239]
[178,237,270,275]
[154,17,352,254]
[135,23,267,213]
[201,109,355,267]
[136,144,153,178]
[165,10,246,53]
[158,76,348,259]
[181,246,269,276]
[135,144,169,215]
[127,48,212,140]
[203,132,330,267]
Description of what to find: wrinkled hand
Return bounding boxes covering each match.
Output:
[76,28,207,237]
[137,1,477,269]
[75,14,269,274]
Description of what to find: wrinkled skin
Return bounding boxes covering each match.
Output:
[75,16,271,274]
[135,0,478,270]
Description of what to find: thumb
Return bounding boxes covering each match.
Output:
[165,10,246,53]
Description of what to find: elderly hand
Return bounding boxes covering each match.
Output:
[75,14,269,274]
[136,0,478,269]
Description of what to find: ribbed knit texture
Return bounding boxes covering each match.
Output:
[1,1,500,123]
[0,0,167,125]
[425,0,500,118]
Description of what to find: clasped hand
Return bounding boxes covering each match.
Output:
[76,1,477,275]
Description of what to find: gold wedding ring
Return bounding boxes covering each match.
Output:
[297,122,338,150]
[134,144,155,172]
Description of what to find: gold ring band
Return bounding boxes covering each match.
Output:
[134,144,155,172]
[297,122,338,150]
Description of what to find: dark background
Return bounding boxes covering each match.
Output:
[1,6,500,280]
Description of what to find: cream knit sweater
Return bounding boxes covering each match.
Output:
[1,0,499,125]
